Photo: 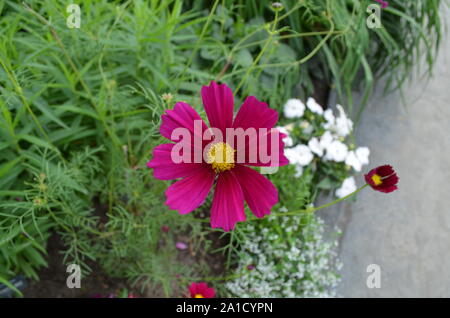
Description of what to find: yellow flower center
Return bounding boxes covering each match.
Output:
[206,142,235,173]
[371,174,383,186]
[194,294,204,298]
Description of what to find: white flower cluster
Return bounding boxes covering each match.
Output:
[280,98,371,198]
[225,210,342,298]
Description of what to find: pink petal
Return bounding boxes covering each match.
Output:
[198,282,208,292]
[377,164,395,177]
[165,166,215,215]
[210,171,245,231]
[147,143,205,180]
[176,242,188,250]
[160,102,207,148]
[203,286,215,298]
[188,283,198,297]
[232,96,278,130]
[201,81,234,134]
[233,165,278,218]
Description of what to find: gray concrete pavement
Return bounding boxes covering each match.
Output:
[320,11,450,297]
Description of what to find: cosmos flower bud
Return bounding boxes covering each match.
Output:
[161,92,174,103]
[364,165,398,193]
[271,2,284,11]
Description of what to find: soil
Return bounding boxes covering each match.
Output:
[22,234,132,298]
[21,210,228,298]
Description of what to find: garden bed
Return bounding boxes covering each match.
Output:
[0,0,443,298]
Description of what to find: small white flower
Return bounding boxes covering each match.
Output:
[335,177,357,198]
[285,144,313,166]
[334,105,353,137]
[285,148,299,164]
[306,97,324,115]
[324,140,348,162]
[356,147,370,165]
[308,137,323,157]
[294,164,303,178]
[284,136,294,148]
[345,147,370,172]
[345,151,362,172]
[319,131,334,150]
[293,144,314,166]
[283,99,305,118]
[323,109,335,124]
[276,126,294,147]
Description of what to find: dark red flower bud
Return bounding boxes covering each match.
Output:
[365,165,398,193]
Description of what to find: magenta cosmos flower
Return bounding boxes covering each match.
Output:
[189,282,215,298]
[147,81,289,231]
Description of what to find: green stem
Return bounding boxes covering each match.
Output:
[234,10,280,95]
[222,1,303,69]
[0,58,57,157]
[275,184,369,217]
[194,184,369,226]
[221,13,336,81]
[175,0,220,89]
